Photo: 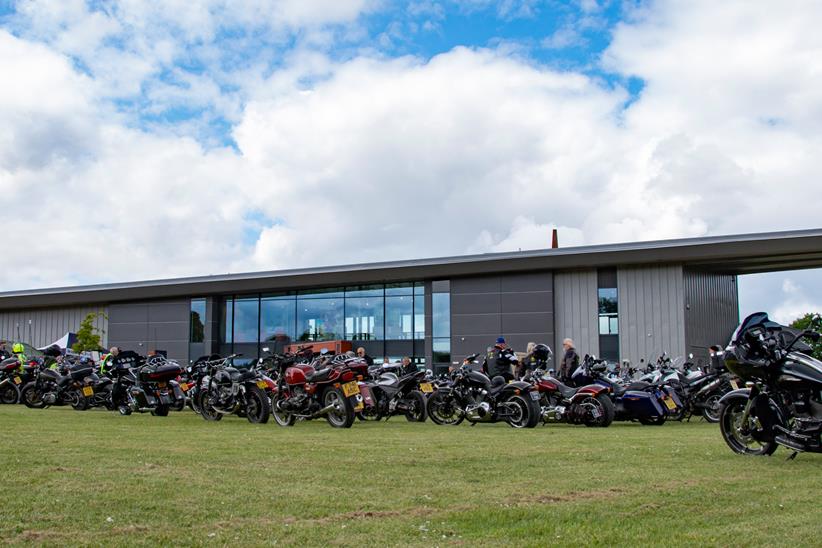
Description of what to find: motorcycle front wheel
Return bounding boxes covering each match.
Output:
[20,383,45,409]
[324,388,355,428]
[702,393,722,423]
[197,391,223,421]
[404,390,427,422]
[719,397,778,456]
[271,394,296,426]
[426,392,464,426]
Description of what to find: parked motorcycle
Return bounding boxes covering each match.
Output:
[19,360,91,409]
[270,350,365,428]
[426,356,541,428]
[0,357,27,404]
[198,354,273,423]
[719,312,822,457]
[359,365,429,422]
[108,352,185,416]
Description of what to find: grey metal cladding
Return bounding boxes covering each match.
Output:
[553,270,599,358]
[500,272,552,292]
[501,313,553,334]
[108,304,149,324]
[451,276,500,294]
[108,322,149,343]
[617,265,686,365]
[148,301,189,322]
[684,270,739,365]
[0,306,108,347]
[451,293,500,315]
[501,292,552,314]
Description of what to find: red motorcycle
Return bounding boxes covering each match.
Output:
[525,369,614,427]
[270,351,366,428]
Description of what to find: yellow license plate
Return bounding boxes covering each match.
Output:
[354,402,364,412]
[256,380,268,389]
[82,386,94,397]
[342,381,360,397]
[730,380,739,390]
[13,376,22,385]
[663,397,677,410]
[419,382,434,394]
[179,383,190,392]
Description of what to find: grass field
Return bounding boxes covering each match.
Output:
[0,406,820,547]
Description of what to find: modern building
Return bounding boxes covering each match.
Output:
[1,229,821,372]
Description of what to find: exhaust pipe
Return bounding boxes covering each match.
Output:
[308,403,337,418]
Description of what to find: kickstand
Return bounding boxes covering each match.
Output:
[786,451,799,461]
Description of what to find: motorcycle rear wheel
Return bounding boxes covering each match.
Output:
[198,391,223,421]
[245,386,271,424]
[504,394,540,428]
[426,392,464,426]
[583,393,615,427]
[404,390,427,422]
[719,398,778,456]
[324,388,355,428]
[0,383,20,404]
[702,394,722,423]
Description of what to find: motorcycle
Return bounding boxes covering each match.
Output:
[426,355,541,428]
[358,365,429,422]
[719,312,822,457]
[19,360,91,409]
[577,356,682,425]
[198,354,273,423]
[0,357,27,404]
[269,350,365,428]
[108,352,185,416]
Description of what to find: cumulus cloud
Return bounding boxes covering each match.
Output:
[0,0,821,325]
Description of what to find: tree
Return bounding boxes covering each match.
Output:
[72,312,107,353]
[789,312,822,360]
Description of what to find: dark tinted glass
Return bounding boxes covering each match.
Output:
[234,298,259,343]
[190,298,205,343]
[386,295,413,340]
[261,297,296,343]
[297,296,343,341]
[345,296,384,340]
[432,293,450,338]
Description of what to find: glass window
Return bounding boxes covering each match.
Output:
[345,285,383,298]
[386,283,414,296]
[221,298,233,344]
[297,297,343,341]
[432,292,450,339]
[190,298,206,343]
[414,295,425,339]
[385,295,413,340]
[298,287,344,299]
[345,296,384,340]
[414,282,424,296]
[234,297,260,343]
[433,338,451,364]
[598,288,618,335]
[261,297,296,343]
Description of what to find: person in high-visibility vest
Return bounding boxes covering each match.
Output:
[11,343,27,372]
[99,347,120,375]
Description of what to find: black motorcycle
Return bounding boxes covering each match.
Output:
[359,365,428,422]
[198,354,272,424]
[109,352,185,416]
[0,357,27,404]
[19,360,91,409]
[426,360,541,428]
[719,312,822,457]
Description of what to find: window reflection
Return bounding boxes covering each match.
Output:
[234,298,259,343]
[345,296,384,340]
[386,295,413,340]
[190,298,205,343]
[261,297,296,345]
[298,297,343,341]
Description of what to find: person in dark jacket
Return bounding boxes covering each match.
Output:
[483,337,518,382]
[356,347,374,366]
[400,356,417,376]
[559,338,580,384]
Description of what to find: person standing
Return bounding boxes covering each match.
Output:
[483,337,518,382]
[517,342,537,378]
[400,356,417,376]
[356,347,374,366]
[99,347,120,375]
[559,338,580,384]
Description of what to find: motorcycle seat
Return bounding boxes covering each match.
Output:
[306,368,333,383]
[489,376,507,395]
[239,369,257,381]
[95,378,113,388]
[551,379,578,399]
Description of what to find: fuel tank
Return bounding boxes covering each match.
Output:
[285,364,314,385]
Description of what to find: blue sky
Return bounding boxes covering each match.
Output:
[0,0,820,323]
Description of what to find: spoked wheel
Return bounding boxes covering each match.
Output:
[426,392,464,426]
[719,398,778,456]
[324,388,355,428]
[244,386,271,424]
[198,391,223,421]
[0,382,20,404]
[271,394,296,427]
[404,390,427,422]
[504,393,540,428]
[702,394,722,423]
[583,393,615,427]
[20,383,46,409]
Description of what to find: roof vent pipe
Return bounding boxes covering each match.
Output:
[551,228,559,249]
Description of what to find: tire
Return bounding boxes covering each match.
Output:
[0,382,20,404]
[245,386,271,424]
[118,405,132,415]
[20,383,45,409]
[70,391,90,411]
[198,391,223,421]
[504,393,540,428]
[426,391,465,426]
[171,396,186,412]
[404,390,427,422]
[271,394,296,427]
[719,397,778,456]
[702,393,722,423]
[151,404,169,417]
[583,393,614,427]
[324,388,355,428]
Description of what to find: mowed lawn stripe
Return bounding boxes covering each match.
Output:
[0,406,819,546]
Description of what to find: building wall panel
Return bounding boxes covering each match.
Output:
[0,306,108,348]
[553,270,599,358]
[617,265,686,367]
[108,300,189,362]
[684,270,739,367]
